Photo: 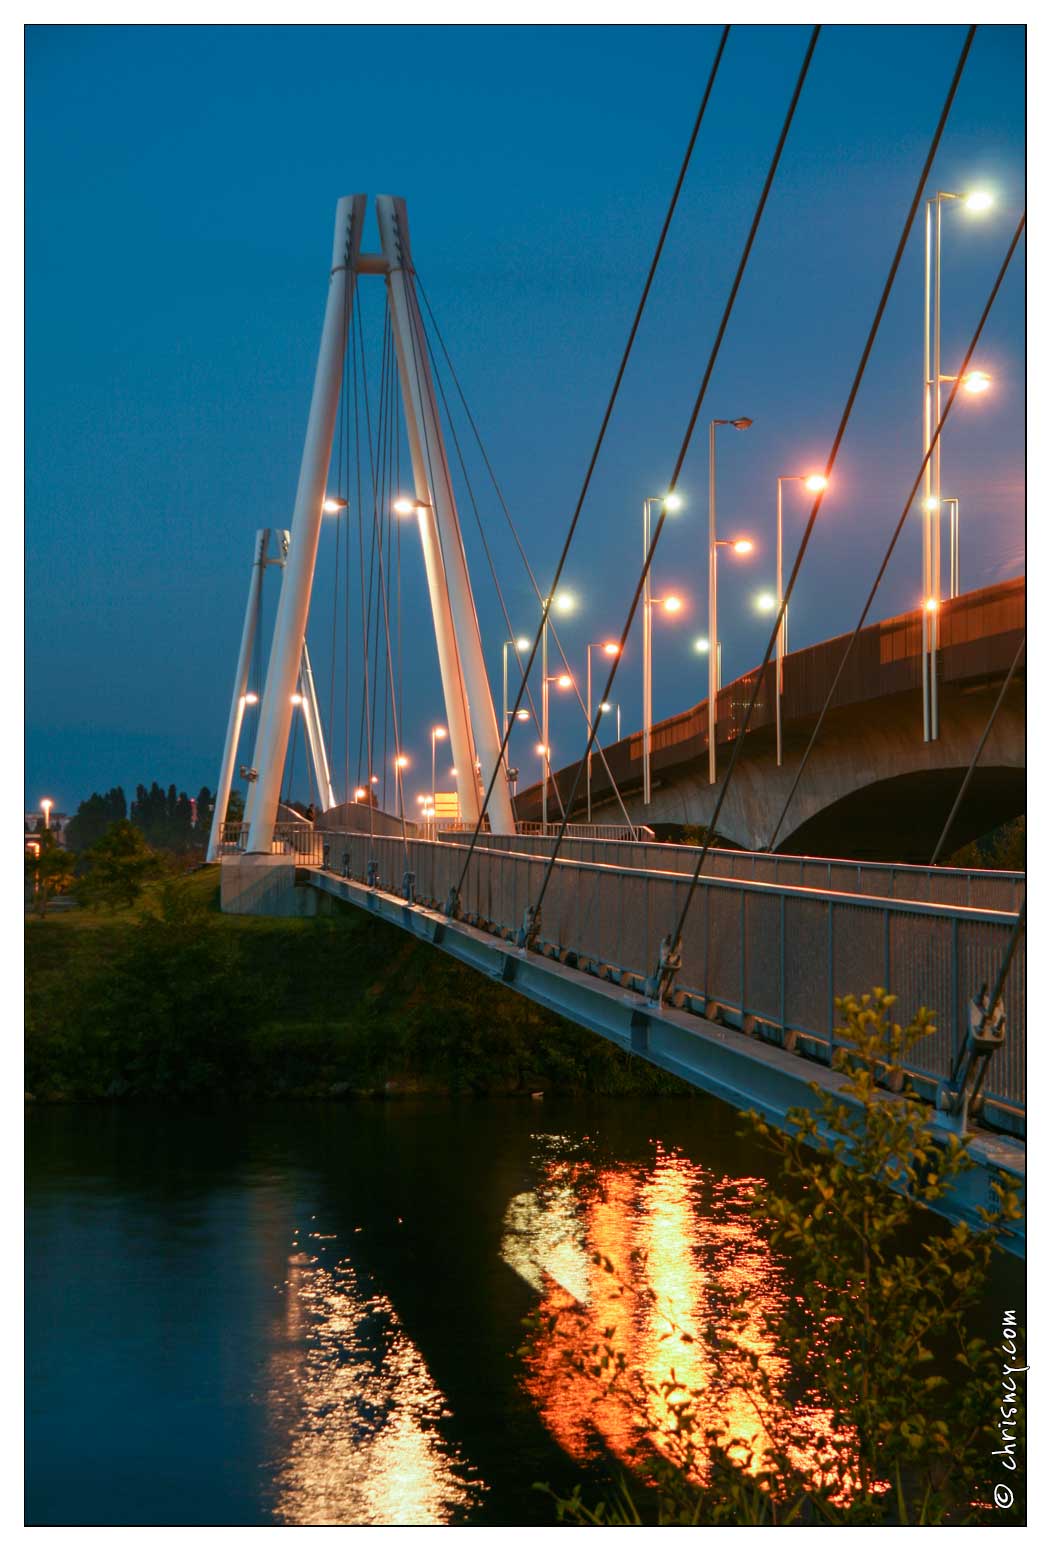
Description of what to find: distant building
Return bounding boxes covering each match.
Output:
[24,812,69,848]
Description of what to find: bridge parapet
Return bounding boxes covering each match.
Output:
[265,826,1024,1132]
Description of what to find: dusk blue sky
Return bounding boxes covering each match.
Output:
[25,23,1025,815]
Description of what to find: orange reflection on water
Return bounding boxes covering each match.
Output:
[514,1142,844,1490]
[265,1240,482,1525]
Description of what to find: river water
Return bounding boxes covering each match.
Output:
[26,1096,1022,1526]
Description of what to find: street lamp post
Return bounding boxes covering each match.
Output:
[774,473,827,766]
[586,641,620,822]
[502,637,531,733]
[642,495,683,805]
[922,188,993,741]
[430,726,447,813]
[541,669,573,828]
[538,593,575,827]
[708,418,753,785]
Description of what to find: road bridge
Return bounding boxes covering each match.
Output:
[515,579,1024,860]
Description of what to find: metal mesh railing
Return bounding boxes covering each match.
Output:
[308,830,1025,1119]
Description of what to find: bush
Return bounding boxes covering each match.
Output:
[531,989,1023,1526]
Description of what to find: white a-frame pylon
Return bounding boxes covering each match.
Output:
[242,194,516,852]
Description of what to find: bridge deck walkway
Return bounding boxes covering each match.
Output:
[295,827,1025,1133]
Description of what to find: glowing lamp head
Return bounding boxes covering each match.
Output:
[432,726,447,740]
[693,637,710,654]
[556,673,573,690]
[803,473,828,493]
[322,496,348,514]
[922,496,941,513]
[961,370,992,395]
[353,787,367,801]
[602,641,620,656]
[552,592,576,615]
[290,693,305,706]
[392,496,418,516]
[599,701,613,713]
[662,492,684,513]
[370,774,379,784]
[925,596,940,614]
[449,767,458,777]
[395,754,409,769]
[661,595,683,614]
[963,190,993,213]
[732,539,754,556]
[515,708,530,721]
[755,592,777,614]
[536,743,549,757]
[515,637,531,652]
[730,417,753,430]
[244,691,259,705]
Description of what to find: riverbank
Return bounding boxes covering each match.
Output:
[25,866,692,1103]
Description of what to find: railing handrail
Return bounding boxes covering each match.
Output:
[313,828,1018,927]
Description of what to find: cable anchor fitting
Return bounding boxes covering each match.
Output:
[366,859,379,889]
[341,851,351,879]
[518,904,542,951]
[939,980,1007,1134]
[443,884,461,919]
[402,870,416,904]
[644,934,683,1007]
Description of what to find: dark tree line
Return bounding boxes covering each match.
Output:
[65,781,216,855]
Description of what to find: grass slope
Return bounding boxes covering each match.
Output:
[25,867,691,1103]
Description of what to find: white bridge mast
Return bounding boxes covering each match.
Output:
[243,194,515,854]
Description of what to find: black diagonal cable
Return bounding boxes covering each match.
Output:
[930,629,1026,866]
[656,24,977,962]
[446,25,731,895]
[768,208,1024,854]
[522,24,821,926]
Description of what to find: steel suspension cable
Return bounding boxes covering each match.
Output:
[653,23,977,965]
[417,278,635,832]
[520,24,821,925]
[766,207,1024,854]
[443,25,730,886]
[929,629,1026,867]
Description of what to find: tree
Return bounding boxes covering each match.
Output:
[25,830,77,917]
[76,820,162,911]
[534,989,1023,1526]
[64,787,127,852]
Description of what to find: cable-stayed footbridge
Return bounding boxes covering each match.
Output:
[209,26,1025,1248]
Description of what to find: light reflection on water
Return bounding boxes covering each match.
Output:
[508,1137,842,1486]
[265,1230,483,1525]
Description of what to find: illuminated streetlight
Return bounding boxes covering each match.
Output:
[40,797,54,832]
[244,691,259,705]
[963,189,994,213]
[709,417,754,784]
[960,369,992,395]
[392,496,422,516]
[290,693,305,706]
[395,754,410,769]
[755,591,777,613]
[354,787,367,802]
[515,708,530,721]
[322,495,348,514]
